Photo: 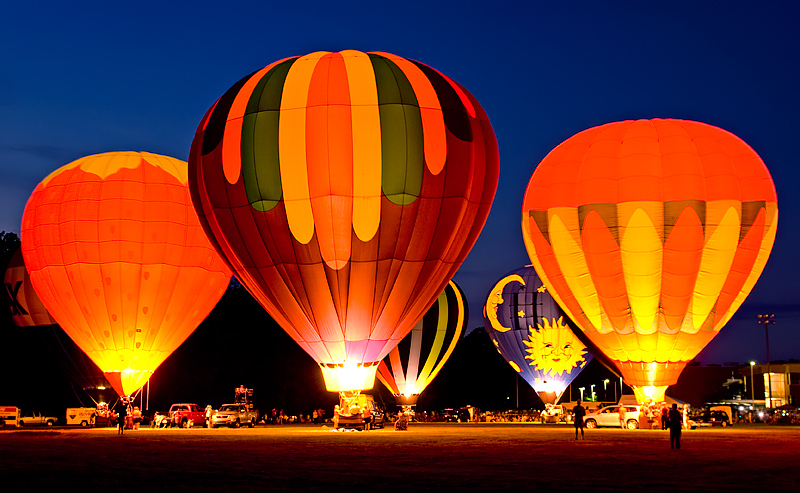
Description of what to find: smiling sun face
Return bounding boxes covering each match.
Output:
[523,317,587,375]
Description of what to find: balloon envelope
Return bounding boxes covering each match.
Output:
[189,50,498,392]
[483,266,592,405]
[522,119,778,402]
[21,152,232,397]
[376,280,467,405]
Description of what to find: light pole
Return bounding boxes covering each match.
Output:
[579,387,585,401]
[603,379,609,402]
[590,384,596,402]
[758,314,776,408]
[749,361,756,405]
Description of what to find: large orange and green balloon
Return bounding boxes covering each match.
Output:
[522,119,778,402]
[21,152,232,397]
[376,280,467,406]
[189,50,498,392]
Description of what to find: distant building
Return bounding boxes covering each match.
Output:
[668,362,799,408]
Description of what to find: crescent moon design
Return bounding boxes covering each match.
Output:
[485,274,525,333]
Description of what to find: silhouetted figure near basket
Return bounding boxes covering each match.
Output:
[573,400,586,440]
[668,403,682,449]
[117,402,127,435]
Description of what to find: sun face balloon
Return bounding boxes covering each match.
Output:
[21,152,232,397]
[483,266,592,405]
[524,317,587,375]
[522,119,778,402]
[189,50,498,392]
[376,280,467,406]
[4,247,57,327]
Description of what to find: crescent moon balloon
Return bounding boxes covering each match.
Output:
[484,274,525,333]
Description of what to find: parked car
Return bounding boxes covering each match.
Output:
[688,410,731,429]
[584,405,641,429]
[211,404,258,428]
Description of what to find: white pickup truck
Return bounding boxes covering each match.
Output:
[19,411,58,427]
[210,403,258,428]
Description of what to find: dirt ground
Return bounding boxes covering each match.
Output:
[0,423,796,491]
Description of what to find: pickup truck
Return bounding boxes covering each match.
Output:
[19,411,58,427]
[211,403,258,428]
[168,403,206,428]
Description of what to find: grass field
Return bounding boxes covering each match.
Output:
[0,423,795,491]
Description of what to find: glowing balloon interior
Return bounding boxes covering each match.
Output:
[21,152,232,397]
[4,247,57,327]
[522,119,777,402]
[376,280,467,406]
[189,50,498,392]
[483,266,592,405]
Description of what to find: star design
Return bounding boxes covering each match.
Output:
[537,285,547,293]
[517,310,526,318]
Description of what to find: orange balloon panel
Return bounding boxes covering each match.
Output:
[189,51,498,392]
[21,152,231,397]
[522,120,777,401]
[4,247,57,327]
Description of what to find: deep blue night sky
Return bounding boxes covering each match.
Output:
[1,1,798,365]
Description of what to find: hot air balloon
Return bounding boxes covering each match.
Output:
[376,280,467,409]
[188,50,498,394]
[522,119,778,403]
[21,151,232,397]
[484,266,592,405]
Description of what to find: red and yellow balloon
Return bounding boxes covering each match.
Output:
[522,119,777,402]
[21,152,232,397]
[189,50,498,392]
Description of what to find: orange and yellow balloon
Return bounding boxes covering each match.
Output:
[21,152,232,397]
[189,50,498,392]
[522,119,777,402]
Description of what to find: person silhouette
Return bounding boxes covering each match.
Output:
[668,403,683,449]
[573,400,586,440]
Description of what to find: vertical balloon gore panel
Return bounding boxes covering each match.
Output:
[189,51,498,392]
[376,280,467,404]
[522,119,778,401]
[21,152,232,397]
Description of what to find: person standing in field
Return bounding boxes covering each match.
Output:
[668,403,683,449]
[573,400,586,440]
[618,405,626,429]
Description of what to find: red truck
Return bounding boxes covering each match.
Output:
[168,403,205,428]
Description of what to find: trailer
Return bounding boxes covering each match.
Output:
[66,407,96,427]
[0,406,20,428]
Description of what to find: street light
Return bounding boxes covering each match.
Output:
[603,379,610,402]
[750,361,756,405]
[758,314,776,408]
[590,384,596,402]
[579,387,585,401]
